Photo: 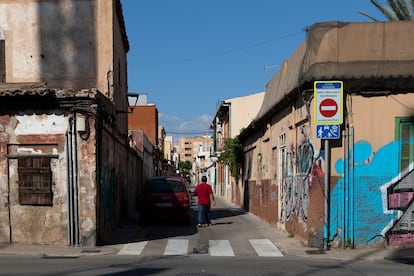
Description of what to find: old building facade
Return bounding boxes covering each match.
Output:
[240,21,414,248]
[0,0,140,246]
[210,92,264,204]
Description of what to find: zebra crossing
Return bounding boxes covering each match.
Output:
[118,238,283,257]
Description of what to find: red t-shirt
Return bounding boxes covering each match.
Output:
[193,182,213,205]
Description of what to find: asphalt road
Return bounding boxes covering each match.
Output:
[1,196,414,275]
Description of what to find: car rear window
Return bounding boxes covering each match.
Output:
[145,179,185,193]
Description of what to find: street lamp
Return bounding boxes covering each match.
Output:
[116,92,140,114]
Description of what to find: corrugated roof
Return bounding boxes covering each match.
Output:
[254,21,414,123]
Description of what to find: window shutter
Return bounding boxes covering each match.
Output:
[18,157,53,206]
[400,121,414,172]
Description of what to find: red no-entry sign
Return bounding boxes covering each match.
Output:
[314,81,343,124]
[319,98,338,118]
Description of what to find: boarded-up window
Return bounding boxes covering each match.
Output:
[18,157,53,206]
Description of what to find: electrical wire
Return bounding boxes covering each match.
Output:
[133,30,304,67]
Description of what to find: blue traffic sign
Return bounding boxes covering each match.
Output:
[316,125,340,139]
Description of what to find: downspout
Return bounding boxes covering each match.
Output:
[72,113,79,245]
[66,122,73,245]
[344,125,349,249]
[96,111,103,245]
[350,125,355,247]
[66,112,80,246]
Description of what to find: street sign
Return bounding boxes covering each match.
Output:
[316,124,340,139]
[319,98,338,118]
[314,81,343,124]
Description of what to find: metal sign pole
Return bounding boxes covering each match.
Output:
[324,139,330,250]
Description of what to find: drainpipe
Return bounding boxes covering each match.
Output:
[258,152,263,205]
[66,113,80,246]
[350,125,355,247]
[66,125,73,245]
[72,113,79,245]
[344,126,349,249]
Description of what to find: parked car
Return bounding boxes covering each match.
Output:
[139,176,191,224]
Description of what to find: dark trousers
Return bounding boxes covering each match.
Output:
[198,204,211,225]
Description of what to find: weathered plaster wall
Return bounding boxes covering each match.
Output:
[0,114,69,244]
[0,115,12,242]
[77,116,97,246]
[0,1,96,88]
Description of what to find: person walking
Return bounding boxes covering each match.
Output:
[192,175,215,227]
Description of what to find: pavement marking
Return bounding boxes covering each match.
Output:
[164,239,189,255]
[118,239,284,257]
[249,239,283,257]
[209,240,235,256]
[118,241,148,255]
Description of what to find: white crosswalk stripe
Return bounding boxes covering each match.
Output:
[117,238,283,257]
[209,240,235,256]
[164,239,189,255]
[117,241,147,255]
[249,239,283,257]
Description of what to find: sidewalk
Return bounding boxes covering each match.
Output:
[217,197,402,262]
[0,197,412,263]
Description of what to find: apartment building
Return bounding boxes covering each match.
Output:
[179,136,213,162]
[179,136,214,184]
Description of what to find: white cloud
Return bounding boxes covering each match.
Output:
[159,113,213,141]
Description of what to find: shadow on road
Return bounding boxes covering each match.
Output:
[104,197,247,245]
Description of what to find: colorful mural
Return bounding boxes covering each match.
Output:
[332,140,400,246]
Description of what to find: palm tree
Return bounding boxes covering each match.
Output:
[358,0,414,21]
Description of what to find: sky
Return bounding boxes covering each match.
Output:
[120,0,385,142]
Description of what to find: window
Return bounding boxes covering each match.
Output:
[272,146,278,183]
[18,157,53,206]
[396,117,414,172]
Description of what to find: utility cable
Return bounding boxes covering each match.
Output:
[133,30,304,67]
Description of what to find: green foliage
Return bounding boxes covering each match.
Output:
[219,136,244,182]
[179,160,192,175]
[358,0,414,21]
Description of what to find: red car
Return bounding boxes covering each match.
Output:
[139,176,191,224]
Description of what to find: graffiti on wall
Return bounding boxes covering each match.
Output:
[331,140,399,245]
[281,139,324,223]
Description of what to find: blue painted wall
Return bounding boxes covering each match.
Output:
[331,140,400,246]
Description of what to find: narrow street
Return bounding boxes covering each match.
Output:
[1,196,414,275]
[115,195,285,258]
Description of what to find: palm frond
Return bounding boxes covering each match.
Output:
[359,0,414,21]
[357,10,380,21]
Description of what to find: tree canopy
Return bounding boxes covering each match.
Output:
[179,160,192,175]
[219,136,244,182]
